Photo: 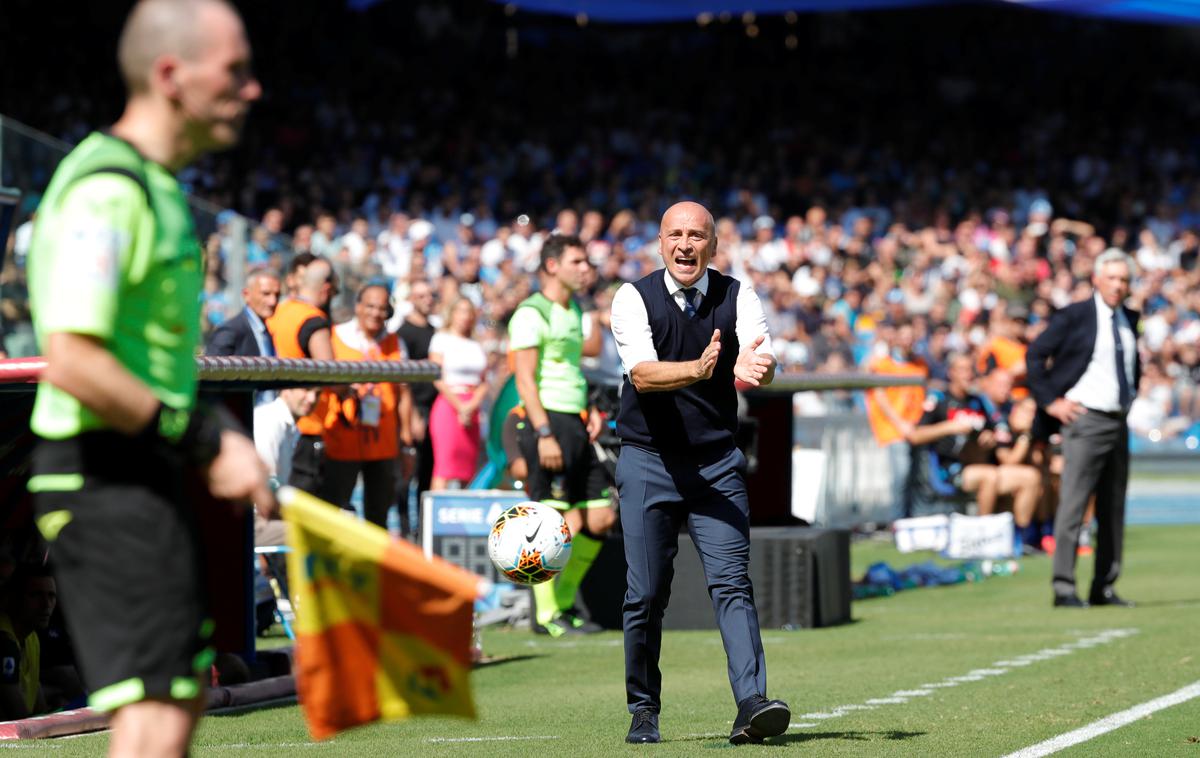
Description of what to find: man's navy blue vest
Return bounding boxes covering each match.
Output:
[617,270,741,457]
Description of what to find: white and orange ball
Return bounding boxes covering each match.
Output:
[487,502,572,585]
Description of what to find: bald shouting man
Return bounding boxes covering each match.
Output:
[27,1,268,755]
[610,201,790,745]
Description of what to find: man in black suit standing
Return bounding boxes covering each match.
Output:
[206,268,282,359]
[1027,249,1140,609]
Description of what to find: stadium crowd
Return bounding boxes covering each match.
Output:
[5,2,1198,442]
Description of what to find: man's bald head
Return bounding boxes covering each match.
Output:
[118,0,239,94]
[300,259,332,292]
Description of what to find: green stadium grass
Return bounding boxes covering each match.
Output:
[44,524,1200,756]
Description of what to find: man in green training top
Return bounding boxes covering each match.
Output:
[510,234,616,636]
[26,1,272,755]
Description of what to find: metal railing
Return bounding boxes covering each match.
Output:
[0,356,440,391]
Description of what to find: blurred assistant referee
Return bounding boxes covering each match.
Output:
[25,1,273,755]
[609,201,790,745]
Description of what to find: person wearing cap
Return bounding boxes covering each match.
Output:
[508,214,543,274]
[750,215,786,272]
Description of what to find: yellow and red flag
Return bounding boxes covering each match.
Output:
[280,487,479,740]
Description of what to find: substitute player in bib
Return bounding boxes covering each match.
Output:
[26,1,272,755]
[510,234,616,637]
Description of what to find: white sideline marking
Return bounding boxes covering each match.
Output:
[791,628,1138,729]
[789,723,817,729]
[1000,680,1200,758]
[426,735,560,743]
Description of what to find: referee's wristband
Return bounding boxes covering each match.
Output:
[139,402,224,467]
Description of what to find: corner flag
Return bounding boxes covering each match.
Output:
[280,487,479,740]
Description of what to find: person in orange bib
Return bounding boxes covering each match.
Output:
[267,257,336,494]
[319,283,413,529]
[977,304,1030,400]
[864,318,928,518]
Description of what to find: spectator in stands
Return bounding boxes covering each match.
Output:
[864,318,928,518]
[395,280,438,538]
[0,565,55,719]
[906,356,1040,530]
[977,304,1030,399]
[320,284,414,528]
[268,258,336,494]
[1127,359,1191,440]
[205,268,281,359]
[428,297,488,489]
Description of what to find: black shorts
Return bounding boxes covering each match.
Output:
[31,435,211,712]
[517,410,612,510]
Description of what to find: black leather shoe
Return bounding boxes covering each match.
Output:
[626,709,660,744]
[730,695,790,745]
[1089,589,1135,607]
[1053,594,1088,608]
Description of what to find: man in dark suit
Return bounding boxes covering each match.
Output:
[1027,249,1140,609]
[206,268,281,358]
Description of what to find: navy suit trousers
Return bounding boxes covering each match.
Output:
[617,443,767,713]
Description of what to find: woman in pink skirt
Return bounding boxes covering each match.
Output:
[428,297,489,489]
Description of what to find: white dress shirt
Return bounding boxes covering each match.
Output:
[254,397,299,484]
[610,269,776,375]
[1065,294,1137,413]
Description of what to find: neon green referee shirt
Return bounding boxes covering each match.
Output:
[508,292,588,415]
[28,132,203,439]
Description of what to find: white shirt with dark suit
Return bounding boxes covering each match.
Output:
[1063,294,1136,412]
[611,269,776,374]
[1027,291,1141,603]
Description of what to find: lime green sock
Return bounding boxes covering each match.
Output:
[553,532,603,613]
[532,578,559,626]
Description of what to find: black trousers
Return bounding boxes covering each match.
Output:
[1052,410,1128,598]
[395,418,434,537]
[288,434,325,495]
[320,457,397,530]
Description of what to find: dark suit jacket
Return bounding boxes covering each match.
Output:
[205,308,268,357]
[1026,296,1141,436]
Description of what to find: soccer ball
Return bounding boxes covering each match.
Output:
[487,502,572,585]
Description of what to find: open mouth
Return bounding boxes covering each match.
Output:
[674,256,697,274]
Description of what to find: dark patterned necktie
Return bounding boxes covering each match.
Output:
[682,287,698,319]
[1112,310,1131,408]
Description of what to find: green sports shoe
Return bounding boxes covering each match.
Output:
[560,610,604,634]
[534,611,603,637]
